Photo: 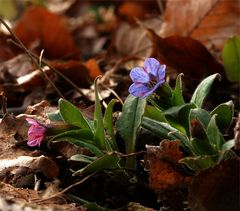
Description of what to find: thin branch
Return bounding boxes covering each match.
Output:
[9,39,85,97]
[31,172,95,204]
[0,17,65,99]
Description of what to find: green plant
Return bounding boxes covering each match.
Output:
[48,77,121,176]
[140,73,236,171]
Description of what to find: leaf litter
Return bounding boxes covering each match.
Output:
[0,1,239,211]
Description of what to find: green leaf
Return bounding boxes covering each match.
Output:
[103,99,118,151]
[222,139,235,151]
[189,108,211,129]
[144,105,168,123]
[141,117,191,152]
[68,195,109,211]
[180,155,218,172]
[207,115,225,150]
[164,103,196,136]
[59,99,91,130]
[50,129,94,143]
[47,110,63,122]
[211,101,234,131]
[190,74,221,107]
[156,83,173,109]
[116,95,146,168]
[52,137,103,157]
[171,73,185,106]
[191,138,217,156]
[222,35,240,82]
[70,154,97,164]
[93,77,106,150]
[73,153,120,176]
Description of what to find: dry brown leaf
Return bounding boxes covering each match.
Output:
[189,158,240,211]
[14,6,80,59]
[146,140,191,191]
[160,0,240,49]
[147,29,226,79]
[84,58,103,80]
[112,17,162,58]
[0,155,59,179]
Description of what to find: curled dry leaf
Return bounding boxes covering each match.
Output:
[146,140,191,191]
[14,6,80,59]
[159,0,240,50]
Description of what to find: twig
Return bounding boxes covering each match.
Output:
[31,172,95,204]
[0,91,7,115]
[9,39,85,97]
[0,17,65,99]
[156,0,164,15]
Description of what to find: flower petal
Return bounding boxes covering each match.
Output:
[27,137,43,147]
[128,83,153,98]
[144,58,161,77]
[130,67,149,83]
[156,64,166,82]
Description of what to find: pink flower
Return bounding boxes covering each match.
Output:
[26,118,46,147]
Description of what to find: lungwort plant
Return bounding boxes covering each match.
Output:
[118,57,236,172]
[27,57,236,176]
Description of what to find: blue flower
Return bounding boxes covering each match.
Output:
[128,58,166,98]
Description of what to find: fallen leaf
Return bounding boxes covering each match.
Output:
[159,0,240,50]
[146,140,191,191]
[0,155,59,179]
[14,6,80,59]
[147,29,227,80]
[188,158,240,211]
[111,17,162,58]
[117,2,150,23]
[85,58,103,80]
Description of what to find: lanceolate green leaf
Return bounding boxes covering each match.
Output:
[47,111,63,122]
[117,95,146,168]
[52,137,103,157]
[50,129,94,143]
[93,77,106,150]
[189,108,211,129]
[190,74,221,107]
[210,101,234,131]
[171,73,185,106]
[180,155,218,172]
[59,99,91,130]
[73,153,120,176]
[70,154,97,164]
[144,105,168,123]
[103,99,119,151]
[222,35,240,82]
[141,117,191,152]
[207,115,225,150]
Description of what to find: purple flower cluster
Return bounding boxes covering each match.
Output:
[128,58,166,98]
